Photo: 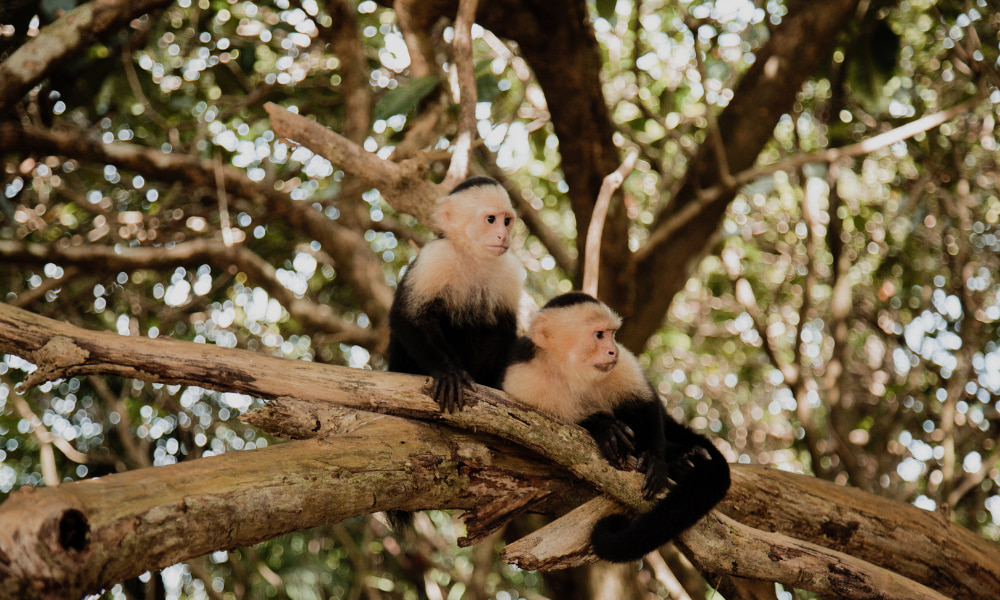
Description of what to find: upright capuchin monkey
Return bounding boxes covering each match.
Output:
[388,175,521,413]
[502,292,730,563]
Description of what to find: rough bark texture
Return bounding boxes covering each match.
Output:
[265,102,446,229]
[2,302,999,600]
[721,465,1000,600]
[0,416,581,599]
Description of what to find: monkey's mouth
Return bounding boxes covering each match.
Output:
[485,244,509,255]
[594,360,616,373]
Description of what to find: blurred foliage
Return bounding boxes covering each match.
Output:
[1,0,999,598]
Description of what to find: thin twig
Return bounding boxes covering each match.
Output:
[582,150,638,296]
[213,152,235,247]
[638,95,982,261]
[443,0,480,189]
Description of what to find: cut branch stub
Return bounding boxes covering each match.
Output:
[21,336,90,391]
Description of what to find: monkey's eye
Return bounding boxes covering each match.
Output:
[595,331,604,339]
[504,217,512,227]
[486,215,496,224]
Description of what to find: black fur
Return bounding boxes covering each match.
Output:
[540,291,600,310]
[388,279,517,412]
[449,175,503,195]
[386,176,518,528]
[589,406,731,563]
[506,335,538,364]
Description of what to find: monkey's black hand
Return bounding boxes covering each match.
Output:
[432,368,474,413]
[641,445,715,498]
[638,452,672,499]
[582,414,635,469]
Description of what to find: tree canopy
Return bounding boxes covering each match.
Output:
[1,0,999,599]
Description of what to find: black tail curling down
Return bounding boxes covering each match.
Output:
[590,442,731,563]
[386,510,414,531]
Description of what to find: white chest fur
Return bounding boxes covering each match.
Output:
[504,347,651,423]
[403,239,522,321]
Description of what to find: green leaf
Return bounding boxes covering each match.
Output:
[595,0,617,21]
[374,76,441,121]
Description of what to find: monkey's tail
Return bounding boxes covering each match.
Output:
[386,510,414,530]
[590,444,731,563]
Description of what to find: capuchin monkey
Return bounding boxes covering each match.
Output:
[388,175,521,413]
[501,292,730,563]
[385,176,520,530]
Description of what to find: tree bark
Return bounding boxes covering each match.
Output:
[0,415,581,600]
[2,302,999,600]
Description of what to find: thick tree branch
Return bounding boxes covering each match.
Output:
[0,417,580,600]
[0,302,650,509]
[723,466,1000,599]
[677,512,949,600]
[623,0,863,348]
[1,303,998,600]
[265,102,446,228]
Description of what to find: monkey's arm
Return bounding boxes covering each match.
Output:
[610,394,682,499]
[388,298,473,412]
[579,413,635,469]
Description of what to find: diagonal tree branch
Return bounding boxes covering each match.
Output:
[637,94,984,264]
[623,0,863,349]
[265,102,446,228]
[0,122,394,324]
[0,416,580,600]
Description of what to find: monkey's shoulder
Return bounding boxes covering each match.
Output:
[503,355,593,423]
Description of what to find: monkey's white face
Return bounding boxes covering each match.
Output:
[435,185,516,259]
[547,320,619,381]
[590,327,619,373]
[531,302,624,383]
[471,209,514,257]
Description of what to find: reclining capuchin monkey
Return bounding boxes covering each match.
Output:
[501,292,730,563]
[387,175,521,413]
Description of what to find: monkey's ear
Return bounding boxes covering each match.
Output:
[433,197,455,231]
[530,312,553,348]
